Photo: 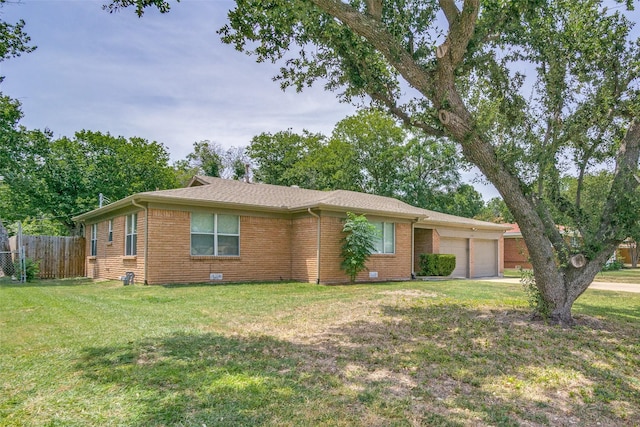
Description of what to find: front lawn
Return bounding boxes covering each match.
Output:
[1,278,638,426]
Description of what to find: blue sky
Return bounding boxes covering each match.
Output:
[0,0,358,162]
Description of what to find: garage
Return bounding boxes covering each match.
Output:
[473,239,498,277]
[439,238,469,278]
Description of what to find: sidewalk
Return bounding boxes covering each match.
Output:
[481,277,640,294]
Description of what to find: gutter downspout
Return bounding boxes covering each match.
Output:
[307,208,321,284]
[131,199,149,285]
[411,219,416,278]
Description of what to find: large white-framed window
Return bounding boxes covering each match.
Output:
[90,223,97,256]
[191,212,240,256]
[107,219,113,243]
[125,213,137,256]
[372,222,395,254]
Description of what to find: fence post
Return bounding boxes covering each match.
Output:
[19,246,26,283]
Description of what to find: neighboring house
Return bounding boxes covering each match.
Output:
[73,177,509,285]
[503,223,532,269]
[503,223,586,270]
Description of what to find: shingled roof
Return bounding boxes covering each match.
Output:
[74,176,508,231]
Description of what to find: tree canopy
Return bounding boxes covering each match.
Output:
[1,130,178,234]
[111,0,640,325]
[246,108,482,217]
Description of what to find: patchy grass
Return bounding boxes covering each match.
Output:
[1,278,639,426]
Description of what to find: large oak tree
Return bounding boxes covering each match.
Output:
[110,0,640,325]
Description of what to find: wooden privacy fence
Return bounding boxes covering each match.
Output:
[10,235,85,279]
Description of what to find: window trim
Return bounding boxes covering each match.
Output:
[90,223,97,256]
[190,213,240,257]
[107,219,113,243]
[125,213,138,256]
[372,221,395,254]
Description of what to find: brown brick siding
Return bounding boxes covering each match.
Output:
[145,209,293,285]
[291,216,318,283]
[86,213,144,283]
[414,228,441,272]
[504,237,531,269]
[319,217,412,284]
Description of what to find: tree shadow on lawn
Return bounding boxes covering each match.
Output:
[574,302,640,324]
[74,302,640,426]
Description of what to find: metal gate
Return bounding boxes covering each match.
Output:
[0,250,24,282]
[0,222,26,283]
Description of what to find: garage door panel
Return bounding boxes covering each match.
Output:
[440,238,468,278]
[474,239,497,277]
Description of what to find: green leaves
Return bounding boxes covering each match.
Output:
[1,131,178,234]
[245,108,478,216]
[0,0,36,63]
[340,212,378,283]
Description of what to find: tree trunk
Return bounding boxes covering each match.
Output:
[309,0,640,326]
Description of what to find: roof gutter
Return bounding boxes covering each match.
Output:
[307,208,321,285]
[131,198,149,285]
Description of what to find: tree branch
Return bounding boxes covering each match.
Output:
[438,0,479,68]
[597,117,640,243]
[369,91,445,137]
[438,0,460,27]
[308,0,436,97]
[365,0,382,20]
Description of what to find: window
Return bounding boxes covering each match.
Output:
[125,213,137,256]
[90,223,97,256]
[108,219,113,243]
[372,222,395,254]
[191,213,240,256]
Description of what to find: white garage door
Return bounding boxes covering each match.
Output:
[440,238,468,278]
[474,239,498,277]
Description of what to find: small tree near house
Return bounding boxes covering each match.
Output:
[341,212,378,283]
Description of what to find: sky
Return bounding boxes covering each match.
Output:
[8,1,636,201]
[0,0,359,162]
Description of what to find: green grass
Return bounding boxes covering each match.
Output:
[1,277,639,426]
[505,267,640,283]
[594,267,640,283]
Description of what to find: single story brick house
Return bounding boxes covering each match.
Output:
[73,177,509,285]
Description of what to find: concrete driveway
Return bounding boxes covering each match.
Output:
[481,277,640,293]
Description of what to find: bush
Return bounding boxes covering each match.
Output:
[340,212,377,283]
[13,258,40,282]
[602,259,624,271]
[418,253,456,276]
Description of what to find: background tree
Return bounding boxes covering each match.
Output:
[246,129,326,187]
[330,108,404,196]
[114,0,640,325]
[186,140,224,178]
[2,131,178,234]
[246,108,480,216]
[476,197,515,223]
